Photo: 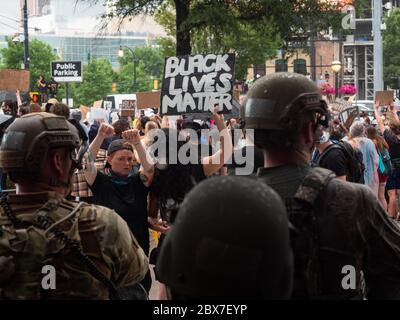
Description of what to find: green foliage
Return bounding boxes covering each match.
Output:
[116,46,165,92]
[0,37,57,89]
[383,9,400,87]
[74,58,114,106]
[153,1,279,79]
[57,59,114,107]
[82,0,343,54]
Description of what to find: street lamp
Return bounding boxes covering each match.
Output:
[331,60,342,99]
[118,45,137,92]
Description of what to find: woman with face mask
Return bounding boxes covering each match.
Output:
[83,123,154,294]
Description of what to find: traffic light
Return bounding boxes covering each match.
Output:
[112,83,117,92]
[30,92,41,104]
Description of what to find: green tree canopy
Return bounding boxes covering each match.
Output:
[384,9,400,88]
[154,1,279,79]
[83,0,343,56]
[73,58,114,106]
[116,46,165,92]
[0,37,57,90]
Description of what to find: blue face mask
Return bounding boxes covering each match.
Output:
[108,169,135,185]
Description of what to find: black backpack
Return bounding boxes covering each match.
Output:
[287,167,363,299]
[319,141,365,184]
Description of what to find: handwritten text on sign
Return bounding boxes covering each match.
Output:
[161,54,235,115]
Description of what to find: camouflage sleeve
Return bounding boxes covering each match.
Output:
[110,213,149,287]
[359,186,400,299]
[80,204,149,288]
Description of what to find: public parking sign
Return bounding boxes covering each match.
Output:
[51,61,83,82]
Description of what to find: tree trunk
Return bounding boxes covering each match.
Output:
[175,0,191,56]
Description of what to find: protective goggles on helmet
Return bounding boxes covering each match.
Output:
[282,92,330,128]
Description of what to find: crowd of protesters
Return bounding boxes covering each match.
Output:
[2,71,400,300]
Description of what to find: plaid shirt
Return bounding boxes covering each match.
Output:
[71,149,107,198]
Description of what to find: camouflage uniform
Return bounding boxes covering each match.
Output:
[258,163,400,299]
[242,73,400,299]
[0,113,149,299]
[0,191,148,299]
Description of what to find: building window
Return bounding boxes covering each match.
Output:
[293,59,307,75]
[253,64,266,79]
[275,59,288,72]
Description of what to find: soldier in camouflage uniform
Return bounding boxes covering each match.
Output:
[242,73,400,299]
[0,112,148,299]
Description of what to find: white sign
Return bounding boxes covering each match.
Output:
[62,98,73,108]
[103,101,113,111]
[51,61,83,82]
[89,107,109,123]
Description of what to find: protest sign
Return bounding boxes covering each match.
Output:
[80,105,90,121]
[375,91,394,106]
[136,91,161,109]
[161,53,235,115]
[120,109,135,117]
[89,107,109,123]
[93,100,102,108]
[121,100,136,109]
[103,101,113,111]
[339,106,359,128]
[0,69,30,92]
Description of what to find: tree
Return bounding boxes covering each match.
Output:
[83,0,343,56]
[154,1,279,79]
[73,58,114,106]
[383,9,400,89]
[0,37,57,90]
[116,46,165,92]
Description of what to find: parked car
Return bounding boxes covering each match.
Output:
[352,100,374,115]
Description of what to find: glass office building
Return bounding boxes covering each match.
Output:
[0,34,148,69]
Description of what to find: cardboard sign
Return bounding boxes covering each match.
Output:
[161,53,235,115]
[121,100,136,109]
[93,100,102,108]
[51,61,83,82]
[375,91,394,106]
[120,109,135,117]
[0,69,30,91]
[136,91,161,109]
[80,105,90,121]
[339,106,359,127]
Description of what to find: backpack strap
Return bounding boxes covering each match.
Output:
[294,167,336,205]
[317,143,344,167]
[291,167,336,298]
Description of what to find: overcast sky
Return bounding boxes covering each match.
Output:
[0,0,20,32]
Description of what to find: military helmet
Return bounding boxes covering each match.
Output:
[242,72,328,130]
[0,112,80,174]
[156,176,293,299]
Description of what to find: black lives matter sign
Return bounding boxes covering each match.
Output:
[161,54,235,115]
[51,61,83,82]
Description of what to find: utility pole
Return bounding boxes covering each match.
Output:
[22,0,29,70]
[373,0,383,91]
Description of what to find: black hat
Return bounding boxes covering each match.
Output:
[107,139,133,156]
